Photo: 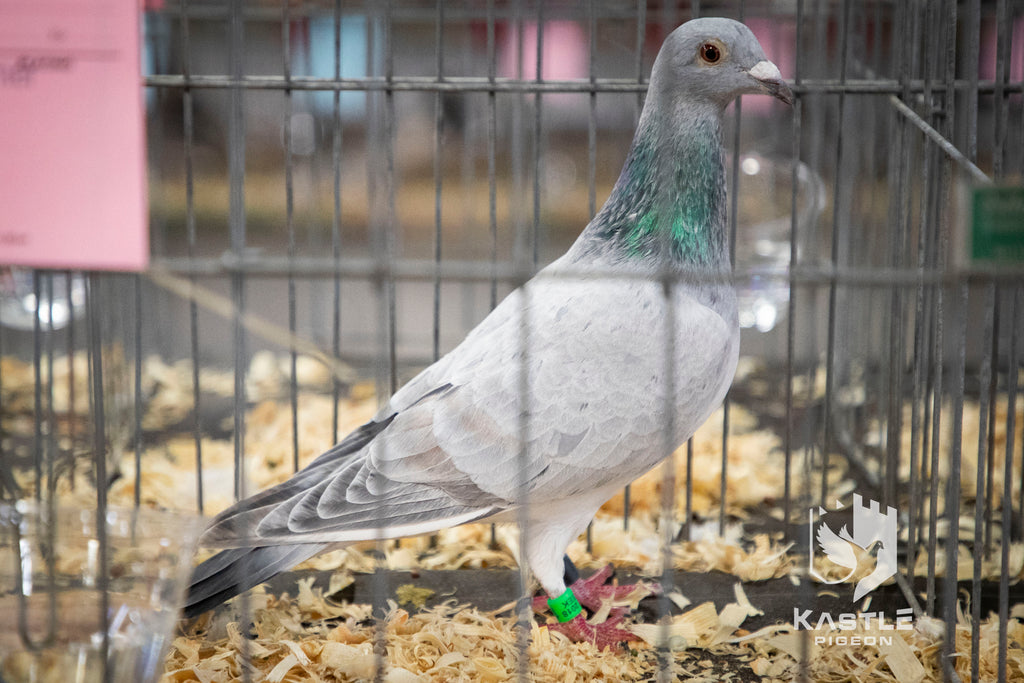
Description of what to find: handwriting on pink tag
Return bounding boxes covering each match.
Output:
[0,0,148,271]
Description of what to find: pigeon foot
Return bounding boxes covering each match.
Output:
[570,563,658,611]
[545,613,638,651]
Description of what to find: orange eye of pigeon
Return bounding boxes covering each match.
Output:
[700,42,722,64]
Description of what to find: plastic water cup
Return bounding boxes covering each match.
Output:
[0,501,203,683]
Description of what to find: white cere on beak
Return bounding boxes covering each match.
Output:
[748,60,782,81]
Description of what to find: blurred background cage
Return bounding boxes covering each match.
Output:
[2,0,1024,681]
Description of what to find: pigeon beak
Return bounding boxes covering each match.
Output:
[748,60,794,106]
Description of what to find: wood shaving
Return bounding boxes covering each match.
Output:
[627,601,721,650]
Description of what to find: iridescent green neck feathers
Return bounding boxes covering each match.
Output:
[579,114,727,269]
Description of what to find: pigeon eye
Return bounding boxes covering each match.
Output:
[699,42,722,64]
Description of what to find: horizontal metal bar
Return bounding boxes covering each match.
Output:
[888,95,992,185]
[151,255,1024,288]
[153,2,642,22]
[145,74,650,93]
[143,74,1024,96]
[796,79,1024,95]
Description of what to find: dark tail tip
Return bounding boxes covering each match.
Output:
[182,544,325,619]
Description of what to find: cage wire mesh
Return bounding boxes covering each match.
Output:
[2,0,1024,681]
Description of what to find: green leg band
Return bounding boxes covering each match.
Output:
[547,587,582,623]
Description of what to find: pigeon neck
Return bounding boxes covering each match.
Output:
[586,100,728,270]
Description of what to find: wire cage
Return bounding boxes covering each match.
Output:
[2,0,1024,681]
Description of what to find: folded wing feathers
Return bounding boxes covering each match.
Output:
[203,415,396,535]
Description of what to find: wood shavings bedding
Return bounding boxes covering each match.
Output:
[165,588,656,682]
[166,576,806,682]
[891,397,1024,510]
[0,352,341,428]
[162,579,1024,682]
[757,613,1024,682]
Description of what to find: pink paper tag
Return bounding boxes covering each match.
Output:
[0,0,148,271]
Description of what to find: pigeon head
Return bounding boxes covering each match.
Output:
[650,18,793,109]
[574,17,792,268]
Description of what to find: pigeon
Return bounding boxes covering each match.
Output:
[184,17,792,650]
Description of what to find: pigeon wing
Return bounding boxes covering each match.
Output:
[817,522,858,570]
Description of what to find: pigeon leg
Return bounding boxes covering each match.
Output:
[562,554,580,584]
[531,555,584,612]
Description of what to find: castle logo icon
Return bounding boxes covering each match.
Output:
[808,494,899,601]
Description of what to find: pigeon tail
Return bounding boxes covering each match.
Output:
[183,543,327,619]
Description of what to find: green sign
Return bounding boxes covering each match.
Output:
[972,186,1024,262]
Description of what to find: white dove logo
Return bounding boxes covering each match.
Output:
[808,494,899,601]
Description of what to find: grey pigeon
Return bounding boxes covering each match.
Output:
[184,17,792,649]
